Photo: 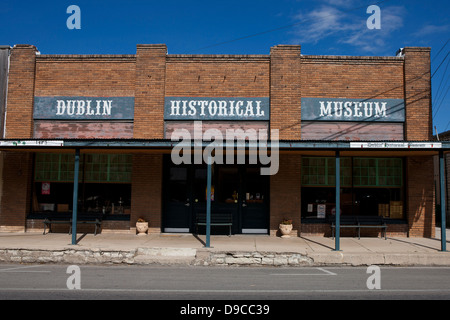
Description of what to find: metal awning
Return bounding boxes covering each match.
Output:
[0,138,448,151]
[0,138,447,249]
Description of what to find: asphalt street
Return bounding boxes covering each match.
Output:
[1,264,450,301]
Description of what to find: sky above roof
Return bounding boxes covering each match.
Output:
[1,0,449,134]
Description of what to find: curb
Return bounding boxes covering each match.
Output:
[1,247,450,266]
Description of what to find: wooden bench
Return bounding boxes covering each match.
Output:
[195,211,233,236]
[43,212,103,236]
[331,216,387,240]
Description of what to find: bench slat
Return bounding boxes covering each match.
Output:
[330,216,387,240]
[43,213,103,235]
[195,212,233,236]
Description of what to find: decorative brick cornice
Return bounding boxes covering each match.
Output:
[36,55,136,63]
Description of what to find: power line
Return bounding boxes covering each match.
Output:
[432,38,449,63]
[186,0,392,53]
[444,119,450,132]
[431,50,450,79]
[434,58,449,102]
[431,41,450,121]
[433,85,450,119]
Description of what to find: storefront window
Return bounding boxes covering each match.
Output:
[353,158,402,187]
[302,157,352,187]
[32,153,132,219]
[301,156,404,220]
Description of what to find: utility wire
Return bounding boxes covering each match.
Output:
[431,50,450,79]
[431,41,450,121]
[432,38,449,63]
[186,0,392,53]
[433,85,450,119]
[434,58,449,102]
[444,119,450,131]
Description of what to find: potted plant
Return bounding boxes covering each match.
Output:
[136,217,149,235]
[279,218,293,238]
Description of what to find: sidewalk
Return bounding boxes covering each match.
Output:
[0,229,449,266]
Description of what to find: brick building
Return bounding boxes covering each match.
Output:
[0,43,447,239]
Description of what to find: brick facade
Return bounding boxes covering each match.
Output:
[4,45,37,139]
[0,43,437,238]
[270,153,302,236]
[403,47,432,141]
[134,44,167,139]
[407,156,435,237]
[0,152,33,232]
[130,154,163,234]
[270,45,302,140]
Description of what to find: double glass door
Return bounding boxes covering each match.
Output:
[163,157,269,234]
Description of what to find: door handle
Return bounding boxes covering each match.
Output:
[184,202,190,207]
[242,203,247,207]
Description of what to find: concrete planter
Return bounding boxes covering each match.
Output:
[279,224,293,238]
[136,222,149,235]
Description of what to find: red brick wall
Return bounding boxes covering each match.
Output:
[270,153,302,236]
[407,156,435,237]
[4,45,37,139]
[0,152,33,231]
[34,56,136,97]
[165,55,269,97]
[301,55,404,98]
[130,154,163,233]
[134,44,167,139]
[270,45,302,140]
[403,47,432,140]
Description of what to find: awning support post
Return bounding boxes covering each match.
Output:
[439,150,447,252]
[334,151,341,251]
[205,156,212,248]
[71,148,80,245]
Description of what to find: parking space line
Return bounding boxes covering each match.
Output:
[270,267,336,276]
[0,265,51,273]
[317,267,337,275]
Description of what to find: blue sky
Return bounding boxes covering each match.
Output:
[1,0,449,134]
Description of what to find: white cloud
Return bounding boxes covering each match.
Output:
[290,4,405,54]
[412,24,450,37]
[320,0,357,8]
[341,6,405,52]
[292,5,359,44]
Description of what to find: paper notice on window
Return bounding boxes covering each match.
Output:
[317,204,326,218]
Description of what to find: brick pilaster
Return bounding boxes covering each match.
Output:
[134,44,167,139]
[270,153,302,236]
[5,44,37,139]
[403,47,432,140]
[130,154,162,233]
[270,45,301,140]
[0,152,33,232]
[407,156,435,237]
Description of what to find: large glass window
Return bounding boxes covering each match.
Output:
[32,153,132,219]
[301,156,404,220]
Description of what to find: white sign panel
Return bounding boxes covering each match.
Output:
[350,142,442,149]
[0,140,64,147]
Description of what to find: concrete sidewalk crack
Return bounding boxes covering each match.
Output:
[351,239,374,252]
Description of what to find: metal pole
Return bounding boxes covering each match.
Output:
[439,150,447,252]
[205,156,212,248]
[71,148,80,245]
[334,151,341,251]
